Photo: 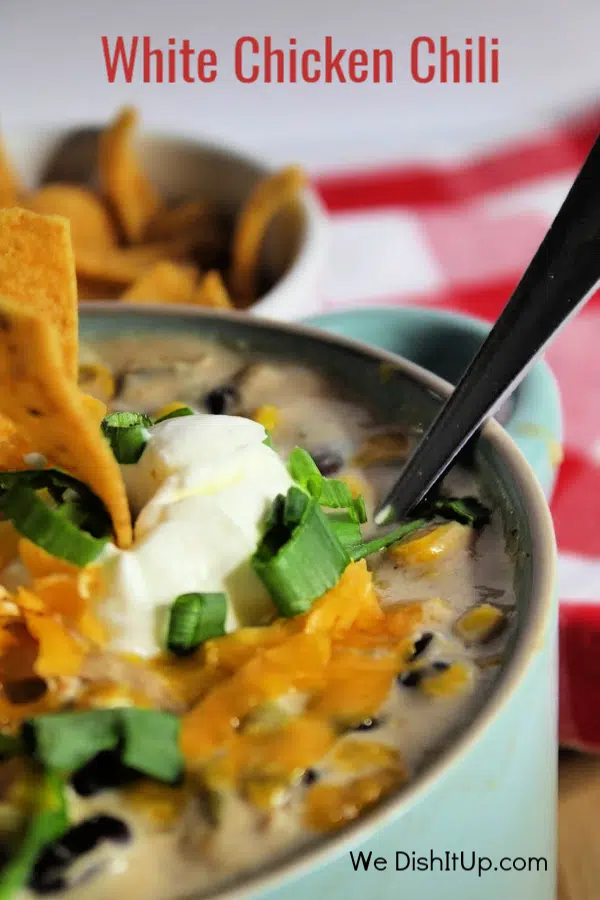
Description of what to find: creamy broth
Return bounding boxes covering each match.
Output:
[8,333,516,900]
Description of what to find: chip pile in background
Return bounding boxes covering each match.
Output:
[0,107,305,309]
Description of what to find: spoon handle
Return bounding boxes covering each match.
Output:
[375,132,600,524]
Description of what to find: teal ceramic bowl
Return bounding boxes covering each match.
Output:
[80,305,557,900]
[303,306,563,501]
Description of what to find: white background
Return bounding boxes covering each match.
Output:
[1,0,599,171]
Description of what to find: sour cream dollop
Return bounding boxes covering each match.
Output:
[95,415,294,657]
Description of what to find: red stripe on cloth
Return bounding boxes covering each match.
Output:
[560,603,600,749]
[551,452,600,557]
[315,109,600,212]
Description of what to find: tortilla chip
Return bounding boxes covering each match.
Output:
[26,184,117,252]
[144,200,210,242]
[191,270,233,309]
[0,139,19,207]
[230,165,305,305]
[0,416,34,469]
[98,106,161,244]
[76,239,192,286]
[121,261,198,304]
[0,298,132,547]
[0,208,78,380]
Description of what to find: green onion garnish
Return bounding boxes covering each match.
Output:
[101,411,153,464]
[253,487,350,617]
[430,496,490,528]
[154,406,195,424]
[22,709,182,783]
[288,448,365,517]
[22,710,119,772]
[120,708,182,782]
[166,593,227,656]
[351,518,429,560]
[326,511,429,560]
[0,468,111,539]
[347,494,368,524]
[326,510,365,558]
[262,430,275,449]
[283,486,310,527]
[0,771,68,900]
[0,485,108,566]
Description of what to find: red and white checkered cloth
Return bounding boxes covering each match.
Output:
[312,110,600,750]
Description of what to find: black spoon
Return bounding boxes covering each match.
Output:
[375,131,600,526]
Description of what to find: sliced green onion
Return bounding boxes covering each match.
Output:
[154,406,195,424]
[0,468,111,538]
[253,488,350,617]
[318,478,355,509]
[22,709,182,783]
[101,411,153,464]
[0,485,108,566]
[0,772,68,900]
[262,430,275,449]
[350,494,367,524]
[431,496,490,528]
[22,710,119,773]
[120,709,182,783]
[288,447,320,485]
[351,518,429,560]
[288,447,355,510]
[283,485,310,527]
[166,593,227,656]
[326,510,365,558]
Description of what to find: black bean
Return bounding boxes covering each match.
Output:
[71,750,140,797]
[398,671,422,689]
[30,816,131,894]
[310,448,344,477]
[4,678,47,704]
[353,717,382,732]
[410,633,433,661]
[30,871,67,895]
[432,661,450,672]
[60,815,130,855]
[302,768,319,785]
[204,385,239,415]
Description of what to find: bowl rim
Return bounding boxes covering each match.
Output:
[80,302,557,900]
[5,123,328,317]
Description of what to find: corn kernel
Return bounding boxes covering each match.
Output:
[305,767,405,832]
[332,739,400,774]
[123,781,187,828]
[251,404,280,432]
[77,363,115,401]
[153,401,191,420]
[420,662,472,698]
[454,603,506,645]
[389,522,471,567]
[244,776,287,810]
